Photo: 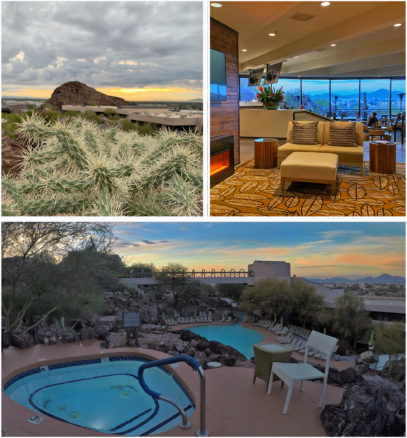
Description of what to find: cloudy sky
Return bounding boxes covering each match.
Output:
[2,1,202,101]
[112,222,405,278]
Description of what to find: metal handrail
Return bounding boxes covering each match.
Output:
[138,354,209,436]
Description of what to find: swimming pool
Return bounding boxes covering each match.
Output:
[188,317,263,359]
[4,356,194,436]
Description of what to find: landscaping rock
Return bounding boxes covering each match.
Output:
[106,331,127,348]
[221,354,236,367]
[314,365,363,387]
[80,327,97,340]
[10,331,34,349]
[321,375,405,436]
[359,350,376,364]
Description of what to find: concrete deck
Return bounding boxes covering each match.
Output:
[2,323,350,436]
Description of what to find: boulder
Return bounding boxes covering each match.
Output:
[321,375,405,436]
[359,350,376,364]
[2,136,26,176]
[80,327,97,340]
[47,81,126,109]
[314,365,364,387]
[10,331,34,349]
[194,351,207,365]
[106,331,127,348]
[221,354,236,367]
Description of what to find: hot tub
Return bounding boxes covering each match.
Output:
[3,356,194,436]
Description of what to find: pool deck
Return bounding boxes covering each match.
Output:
[2,323,352,436]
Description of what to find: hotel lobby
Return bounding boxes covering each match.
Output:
[210,1,405,216]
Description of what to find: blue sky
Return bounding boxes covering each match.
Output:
[112,222,405,278]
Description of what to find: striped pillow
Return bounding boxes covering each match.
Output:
[328,121,357,146]
[291,121,318,145]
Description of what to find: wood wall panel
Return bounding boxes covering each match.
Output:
[210,18,240,165]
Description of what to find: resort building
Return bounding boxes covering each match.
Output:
[210,1,406,216]
[120,260,405,322]
[61,105,203,131]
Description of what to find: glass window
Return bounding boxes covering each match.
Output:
[276,78,301,109]
[239,77,300,107]
[360,79,390,118]
[331,79,360,120]
[301,79,329,116]
[240,76,260,102]
[391,79,406,116]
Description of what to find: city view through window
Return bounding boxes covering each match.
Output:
[240,77,406,118]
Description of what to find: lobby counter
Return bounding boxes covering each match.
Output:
[240,108,328,138]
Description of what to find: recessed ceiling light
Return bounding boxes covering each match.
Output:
[394,23,402,27]
[211,2,223,7]
[330,43,336,47]
[268,32,277,37]
[241,49,247,52]
[321,2,330,6]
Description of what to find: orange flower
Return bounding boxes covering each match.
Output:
[258,86,263,92]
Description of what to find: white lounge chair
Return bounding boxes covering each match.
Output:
[267,330,338,415]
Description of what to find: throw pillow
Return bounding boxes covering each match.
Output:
[291,121,318,145]
[328,121,357,146]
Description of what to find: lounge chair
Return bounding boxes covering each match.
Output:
[267,330,338,414]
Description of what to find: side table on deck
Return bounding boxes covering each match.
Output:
[252,342,292,391]
[254,138,278,168]
[369,141,396,174]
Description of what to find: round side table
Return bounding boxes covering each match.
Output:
[254,137,278,168]
[369,141,396,174]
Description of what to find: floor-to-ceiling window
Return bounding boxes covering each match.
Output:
[239,76,405,119]
[360,79,390,118]
[391,79,406,116]
[301,79,329,116]
[330,79,359,119]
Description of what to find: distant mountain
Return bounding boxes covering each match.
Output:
[306,274,405,284]
[189,98,203,102]
[46,81,127,109]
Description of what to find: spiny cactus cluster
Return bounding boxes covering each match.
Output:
[2,114,203,216]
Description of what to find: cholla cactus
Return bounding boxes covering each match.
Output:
[3,114,203,216]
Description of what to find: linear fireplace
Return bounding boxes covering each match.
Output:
[210,134,234,187]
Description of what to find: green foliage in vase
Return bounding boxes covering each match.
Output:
[2,114,203,216]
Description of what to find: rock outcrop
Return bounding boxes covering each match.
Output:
[46,81,127,109]
[321,375,405,436]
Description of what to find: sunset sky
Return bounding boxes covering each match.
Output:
[2,1,202,101]
[112,222,405,279]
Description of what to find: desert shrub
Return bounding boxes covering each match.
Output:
[2,113,22,138]
[107,114,121,121]
[3,114,202,216]
[120,119,157,135]
[64,110,81,118]
[82,110,103,124]
[104,108,117,116]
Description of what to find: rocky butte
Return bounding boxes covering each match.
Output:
[46,81,127,109]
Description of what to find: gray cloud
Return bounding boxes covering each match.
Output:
[2,1,202,90]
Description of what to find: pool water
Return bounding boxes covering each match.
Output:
[188,317,263,359]
[4,357,194,436]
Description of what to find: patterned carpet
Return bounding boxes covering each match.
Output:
[210,161,405,216]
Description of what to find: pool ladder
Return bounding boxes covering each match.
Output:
[138,354,208,436]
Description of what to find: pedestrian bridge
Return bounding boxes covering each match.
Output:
[120,269,255,287]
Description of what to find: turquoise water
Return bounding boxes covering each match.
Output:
[188,317,264,359]
[4,358,194,436]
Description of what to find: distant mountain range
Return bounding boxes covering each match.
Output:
[306,274,405,284]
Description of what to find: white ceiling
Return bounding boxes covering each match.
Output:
[211,1,405,77]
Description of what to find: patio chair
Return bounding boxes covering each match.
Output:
[267,330,338,415]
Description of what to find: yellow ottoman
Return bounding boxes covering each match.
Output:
[280,152,338,194]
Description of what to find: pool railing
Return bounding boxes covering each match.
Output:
[138,354,209,436]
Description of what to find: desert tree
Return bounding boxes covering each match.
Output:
[2,222,115,340]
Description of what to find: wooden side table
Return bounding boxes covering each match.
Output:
[254,137,278,168]
[369,141,396,174]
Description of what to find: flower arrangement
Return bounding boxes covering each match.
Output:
[256,85,284,106]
